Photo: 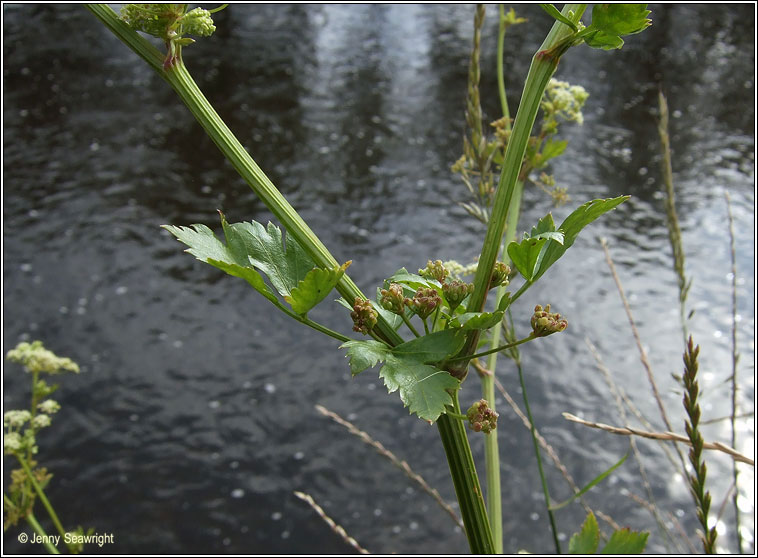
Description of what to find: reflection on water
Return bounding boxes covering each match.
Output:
[3,4,754,554]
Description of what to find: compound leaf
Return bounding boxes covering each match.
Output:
[162,222,280,305]
[220,215,314,297]
[380,356,459,421]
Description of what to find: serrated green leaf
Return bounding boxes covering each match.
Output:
[379,355,459,421]
[450,311,505,331]
[540,3,578,31]
[569,511,599,554]
[392,330,466,362]
[285,261,350,315]
[162,223,281,306]
[584,30,625,50]
[221,216,315,297]
[600,528,649,554]
[507,213,563,281]
[340,340,390,376]
[591,4,651,37]
[535,196,628,281]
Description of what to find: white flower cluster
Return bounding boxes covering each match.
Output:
[6,341,80,375]
[442,260,479,281]
[542,79,589,125]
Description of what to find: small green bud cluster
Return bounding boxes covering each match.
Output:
[442,280,474,312]
[350,298,378,335]
[489,261,511,290]
[466,399,498,434]
[418,260,449,283]
[181,7,217,37]
[120,4,220,68]
[379,283,406,314]
[407,288,442,320]
[530,304,568,337]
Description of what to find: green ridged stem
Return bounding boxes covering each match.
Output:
[88,5,495,552]
[449,4,586,381]
[438,392,495,554]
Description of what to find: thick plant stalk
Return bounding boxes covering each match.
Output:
[437,392,494,553]
[449,4,586,379]
[87,5,492,552]
[85,4,404,348]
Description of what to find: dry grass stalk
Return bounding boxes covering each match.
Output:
[584,337,682,551]
[724,189,744,553]
[294,491,369,554]
[562,413,753,466]
[626,491,698,554]
[314,405,463,530]
[600,237,687,472]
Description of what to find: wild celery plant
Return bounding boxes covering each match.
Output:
[89,3,651,553]
[4,341,89,554]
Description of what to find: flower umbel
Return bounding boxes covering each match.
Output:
[407,288,442,320]
[419,260,449,283]
[530,304,568,337]
[380,283,406,315]
[466,399,499,434]
[489,261,511,289]
[443,280,474,312]
[350,298,378,335]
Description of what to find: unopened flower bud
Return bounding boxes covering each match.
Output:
[350,298,378,335]
[407,288,442,320]
[419,260,449,283]
[466,399,498,434]
[489,262,511,289]
[442,280,473,311]
[380,283,406,315]
[530,304,568,337]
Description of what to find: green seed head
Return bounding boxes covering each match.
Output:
[380,283,406,315]
[350,298,378,335]
[419,260,449,283]
[466,399,498,434]
[442,280,473,312]
[407,288,442,320]
[530,304,568,337]
[489,261,511,289]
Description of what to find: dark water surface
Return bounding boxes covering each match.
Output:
[3,4,754,554]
